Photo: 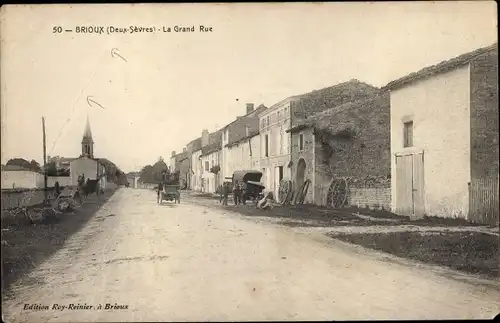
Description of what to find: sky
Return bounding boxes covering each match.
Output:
[1,2,497,173]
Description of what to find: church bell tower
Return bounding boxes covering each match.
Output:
[81,115,94,158]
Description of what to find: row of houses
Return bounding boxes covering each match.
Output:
[171,43,498,225]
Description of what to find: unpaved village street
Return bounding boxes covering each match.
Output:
[3,188,499,322]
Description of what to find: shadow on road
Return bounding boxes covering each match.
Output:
[157,203,178,208]
[1,188,118,297]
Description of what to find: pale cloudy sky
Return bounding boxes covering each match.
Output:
[1,2,497,173]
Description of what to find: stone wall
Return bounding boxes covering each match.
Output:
[1,188,58,210]
[470,49,499,181]
[348,187,391,210]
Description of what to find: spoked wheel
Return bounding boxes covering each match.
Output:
[278,180,293,205]
[326,178,348,208]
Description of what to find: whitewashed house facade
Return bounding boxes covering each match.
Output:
[190,148,203,191]
[199,129,223,193]
[221,103,267,181]
[200,149,221,193]
[226,133,261,176]
[385,43,498,224]
[70,156,106,188]
[258,97,298,199]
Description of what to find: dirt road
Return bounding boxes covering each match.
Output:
[3,188,499,322]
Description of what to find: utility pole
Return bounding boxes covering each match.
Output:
[42,117,48,205]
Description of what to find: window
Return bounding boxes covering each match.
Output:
[403,121,413,147]
[265,134,269,157]
[266,116,270,127]
[261,119,264,129]
[277,110,281,120]
[299,133,304,151]
[205,161,209,171]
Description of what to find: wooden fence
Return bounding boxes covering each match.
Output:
[468,176,499,226]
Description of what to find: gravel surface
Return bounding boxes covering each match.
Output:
[2,188,499,321]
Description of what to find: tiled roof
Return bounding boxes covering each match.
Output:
[208,130,222,145]
[222,104,267,131]
[200,143,221,156]
[291,79,382,124]
[200,130,223,156]
[225,105,267,147]
[289,93,390,135]
[188,137,202,152]
[174,151,188,161]
[384,42,498,90]
[226,131,259,148]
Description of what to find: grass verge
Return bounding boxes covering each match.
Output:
[329,231,499,279]
[1,189,116,297]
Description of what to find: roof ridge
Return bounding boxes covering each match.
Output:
[384,42,498,90]
[304,93,387,121]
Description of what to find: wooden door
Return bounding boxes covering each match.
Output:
[395,154,413,215]
[395,152,425,217]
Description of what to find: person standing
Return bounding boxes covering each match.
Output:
[233,180,240,206]
[157,180,164,204]
[54,181,60,196]
[221,182,230,206]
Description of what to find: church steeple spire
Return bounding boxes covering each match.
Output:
[81,115,94,158]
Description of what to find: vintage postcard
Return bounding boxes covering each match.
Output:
[1,2,498,322]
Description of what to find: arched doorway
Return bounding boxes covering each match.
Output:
[296,158,306,191]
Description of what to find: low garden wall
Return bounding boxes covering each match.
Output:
[348,187,391,210]
[1,188,58,210]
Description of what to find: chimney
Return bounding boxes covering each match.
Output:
[201,129,209,147]
[171,151,176,157]
[246,103,254,114]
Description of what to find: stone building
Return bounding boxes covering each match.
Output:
[288,92,390,208]
[199,130,223,193]
[384,42,498,224]
[262,79,382,201]
[221,103,267,181]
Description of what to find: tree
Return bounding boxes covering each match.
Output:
[29,160,41,172]
[6,158,31,169]
[152,159,169,182]
[139,165,155,183]
[46,161,58,176]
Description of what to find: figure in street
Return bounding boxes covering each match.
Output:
[233,180,241,206]
[221,182,230,206]
[257,191,274,210]
[54,181,60,196]
[157,180,164,204]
